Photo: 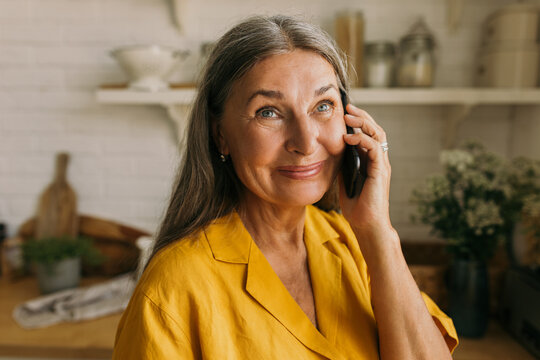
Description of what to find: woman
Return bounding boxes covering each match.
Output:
[113,15,458,359]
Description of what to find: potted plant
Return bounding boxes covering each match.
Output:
[22,236,104,294]
[411,142,509,337]
[505,157,540,267]
[521,194,540,270]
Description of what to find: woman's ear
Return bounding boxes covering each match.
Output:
[211,120,229,156]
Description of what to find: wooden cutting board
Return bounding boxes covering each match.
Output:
[34,153,78,240]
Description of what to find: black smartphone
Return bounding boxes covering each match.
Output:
[341,90,367,198]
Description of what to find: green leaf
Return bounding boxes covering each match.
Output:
[22,236,106,266]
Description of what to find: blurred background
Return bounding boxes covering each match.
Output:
[0,0,539,359]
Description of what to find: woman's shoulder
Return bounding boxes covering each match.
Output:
[149,231,210,268]
[136,230,213,297]
[136,212,244,297]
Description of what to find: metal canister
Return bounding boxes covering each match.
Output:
[364,42,396,87]
[396,18,436,87]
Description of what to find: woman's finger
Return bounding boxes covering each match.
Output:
[344,131,386,166]
[345,104,384,131]
[344,114,379,139]
[344,104,387,143]
[345,104,390,165]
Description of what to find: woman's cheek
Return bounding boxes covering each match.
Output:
[238,128,282,165]
[321,119,346,157]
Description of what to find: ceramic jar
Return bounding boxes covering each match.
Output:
[396,18,436,87]
[364,42,396,87]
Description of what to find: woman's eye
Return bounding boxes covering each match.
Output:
[317,103,330,112]
[316,101,334,113]
[257,108,277,118]
[261,109,275,117]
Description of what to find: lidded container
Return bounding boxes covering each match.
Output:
[476,2,540,87]
[481,3,539,44]
[396,18,436,87]
[364,42,396,88]
[476,41,539,88]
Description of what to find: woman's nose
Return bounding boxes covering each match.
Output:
[285,114,318,155]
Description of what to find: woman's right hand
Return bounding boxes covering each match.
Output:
[338,104,395,243]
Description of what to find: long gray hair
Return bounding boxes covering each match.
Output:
[148,14,350,263]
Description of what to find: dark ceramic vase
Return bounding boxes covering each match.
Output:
[447,258,490,338]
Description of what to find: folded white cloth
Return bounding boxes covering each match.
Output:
[13,273,136,329]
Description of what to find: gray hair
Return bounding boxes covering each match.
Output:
[148,14,350,262]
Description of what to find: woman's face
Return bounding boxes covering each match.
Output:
[216,49,346,209]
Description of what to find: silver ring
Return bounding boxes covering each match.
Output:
[381,141,389,152]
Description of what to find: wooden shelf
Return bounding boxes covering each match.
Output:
[96,87,540,106]
[349,88,540,105]
[95,86,540,148]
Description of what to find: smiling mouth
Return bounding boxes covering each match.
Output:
[277,161,325,180]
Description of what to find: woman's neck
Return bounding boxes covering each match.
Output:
[238,193,306,253]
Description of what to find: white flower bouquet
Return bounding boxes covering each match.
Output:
[506,156,540,267]
[411,142,520,261]
[520,193,540,267]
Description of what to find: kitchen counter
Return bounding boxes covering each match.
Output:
[453,321,536,360]
[0,276,120,359]
[0,276,535,359]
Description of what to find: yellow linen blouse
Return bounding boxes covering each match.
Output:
[113,205,458,359]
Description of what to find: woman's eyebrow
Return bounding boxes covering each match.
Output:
[245,84,338,106]
[314,84,338,96]
[246,90,284,106]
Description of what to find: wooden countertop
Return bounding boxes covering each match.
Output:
[0,276,120,359]
[0,276,535,359]
[453,321,536,360]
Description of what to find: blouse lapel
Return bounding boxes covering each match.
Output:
[205,209,344,359]
[245,241,341,360]
[303,205,343,346]
[304,235,342,345]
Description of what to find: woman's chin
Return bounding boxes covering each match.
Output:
[274,186,328,208]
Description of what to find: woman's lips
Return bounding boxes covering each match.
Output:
[277,161,325,180]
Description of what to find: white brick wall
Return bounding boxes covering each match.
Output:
[0,0,539,242]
